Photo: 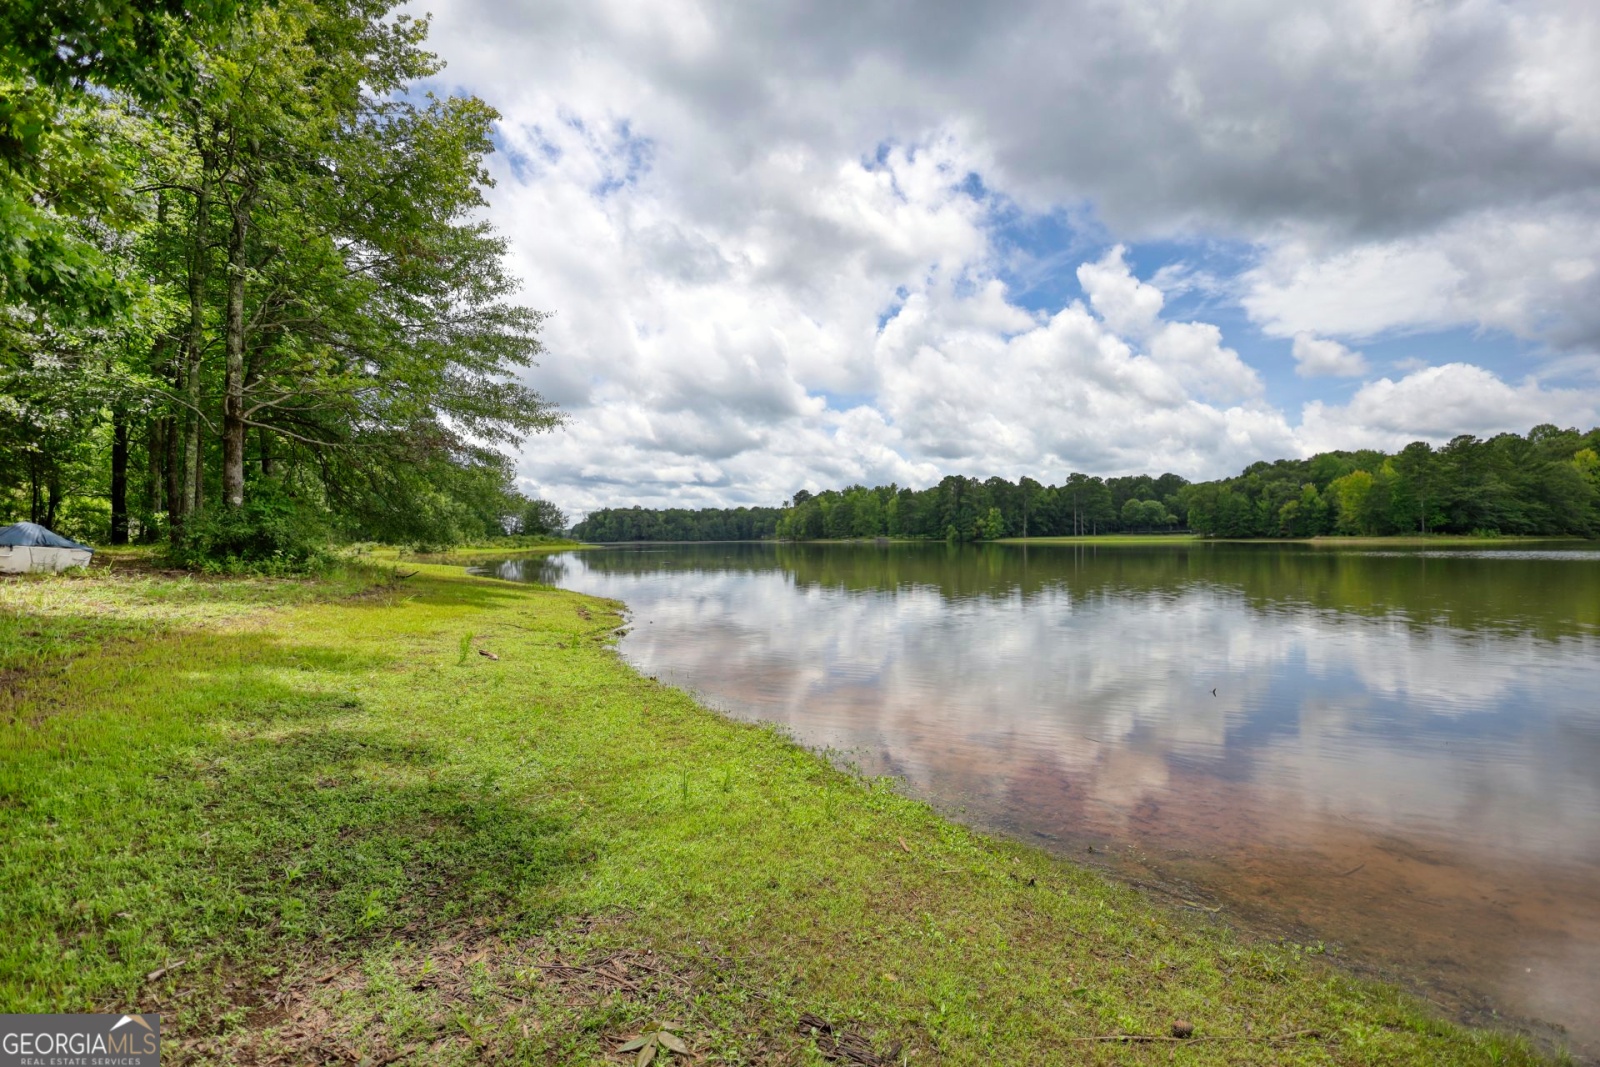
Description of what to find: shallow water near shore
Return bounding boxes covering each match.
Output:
[477,540,1600,1058]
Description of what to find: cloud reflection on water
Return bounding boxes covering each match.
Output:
[485,543,1600,1054]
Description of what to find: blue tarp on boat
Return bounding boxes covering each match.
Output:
[0,522,94,552]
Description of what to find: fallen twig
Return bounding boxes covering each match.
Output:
[1069,1028,1323,1044]
[798,1012,901,1066]
[145,959,186,983]
[316,959,361,984]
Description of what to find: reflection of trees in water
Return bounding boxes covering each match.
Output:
[486,556,571,586]
[543,543,1600,640]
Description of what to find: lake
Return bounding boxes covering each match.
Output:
[476,540,1600,1058]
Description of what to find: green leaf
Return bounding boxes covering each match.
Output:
[636,1041,657,1067]
[657,1031,689,1054]
[616,1036,651,1052]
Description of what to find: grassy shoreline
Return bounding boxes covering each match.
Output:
[0,560,1565,1064]
[363,539,589,565]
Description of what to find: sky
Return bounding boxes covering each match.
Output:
[412,0,1600,518]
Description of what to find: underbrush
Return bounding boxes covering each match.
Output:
[166,492,334,576]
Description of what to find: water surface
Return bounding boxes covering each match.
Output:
[479,541,1600,1057]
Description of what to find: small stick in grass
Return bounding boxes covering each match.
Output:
[317,959,361,983]
[1068,1028,1323,1044]
[144,960,186,983]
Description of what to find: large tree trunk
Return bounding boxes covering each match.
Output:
[162,419,180,531]
[180,181,210,530]
[221,188,252,509]
[164,416,181,535]
[192,423,204,515]
[144,417,163,542]
[44,465,60,530]
[29,453,42,525]
[110,407,130,544]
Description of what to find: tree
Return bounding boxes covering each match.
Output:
[1,1,252,343]
[1329,470,1374,534]
[976,506,1006,540]
[1,0,564,556]
[1121,498,1170,530]
[519,498,566,536]
[1576,448,1600,493]
[0,1,252,102]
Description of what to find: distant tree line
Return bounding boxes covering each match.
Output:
[774,425,1600,540]
[571,506,783,542]
[774,472,1189,541]
[1180,425,1600,538]
[572,424,1600,543]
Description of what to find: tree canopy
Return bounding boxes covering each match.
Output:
[1,0,561,556]
[771,472,1187,541]
[1178,426,1600,538]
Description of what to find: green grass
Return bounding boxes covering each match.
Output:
[0,551,385,676]
[358,540,588,565]
[0,563,1568,1065]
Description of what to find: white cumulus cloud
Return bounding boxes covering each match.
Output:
[1298,364,1600,454]
[1292,335,1369,378]
[408,0,1600,514]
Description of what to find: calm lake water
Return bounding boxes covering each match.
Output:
[477,541,1600,1057]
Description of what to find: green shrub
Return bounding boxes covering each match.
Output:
[169,489,332,576]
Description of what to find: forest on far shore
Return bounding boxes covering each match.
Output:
[572,424,1600,542]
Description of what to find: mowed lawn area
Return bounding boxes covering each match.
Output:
[0,555,1565,1065]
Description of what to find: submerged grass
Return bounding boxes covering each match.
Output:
[0,563,1569,1065]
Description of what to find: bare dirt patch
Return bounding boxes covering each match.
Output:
[135,916,842,1066]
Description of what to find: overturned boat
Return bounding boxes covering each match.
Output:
[0,522,95,573]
